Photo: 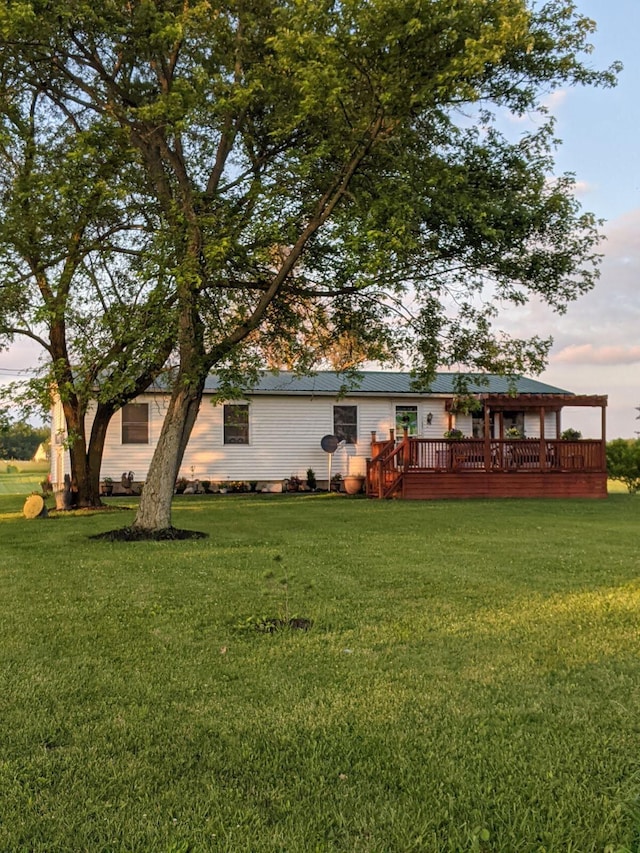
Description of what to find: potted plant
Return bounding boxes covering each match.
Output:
[330,473,343,492]
[288,475,302,492]
[306,468,317,491]
[343,473,365,495]
[102,476,113,497]
[505,427,524,439]
[561,428,582,440]
[444,428,464,440]
[175,476,188,494]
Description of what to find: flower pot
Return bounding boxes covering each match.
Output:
[343,475,365,495]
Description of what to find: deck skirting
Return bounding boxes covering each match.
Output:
[399,470,607,500]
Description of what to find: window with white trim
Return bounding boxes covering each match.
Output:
[122,403,149,444]
[333,405,357,444]
[224,404,249,444]
[395,405,418,436]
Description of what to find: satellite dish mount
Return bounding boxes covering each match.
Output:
[320,434,340,487]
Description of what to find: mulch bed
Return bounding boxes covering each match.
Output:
[91,526,208,541]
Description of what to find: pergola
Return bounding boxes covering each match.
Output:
[471,394,608,441]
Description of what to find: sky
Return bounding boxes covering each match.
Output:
[0,0,638,437]
[494,0,640,439]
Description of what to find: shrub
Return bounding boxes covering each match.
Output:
[505,427,524,439]
[443,428,464,440]
[561,427,582,440]
[606,438,640,494]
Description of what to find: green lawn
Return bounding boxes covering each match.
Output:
[1,492,639,852]
[0,461,49,495]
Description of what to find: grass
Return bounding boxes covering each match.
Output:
[1,491,639,852]
[0,461,49,495]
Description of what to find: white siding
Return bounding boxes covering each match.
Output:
[85,392,450,483]
[98,394,169,481]
[50,396,70,489]
[54,389,567,486]
[177,395,452,482]
[444,411,559,439]
[524,411,559,439]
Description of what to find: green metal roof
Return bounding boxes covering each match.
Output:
[203,371,572,396]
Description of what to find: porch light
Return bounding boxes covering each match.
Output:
[426,412,433,424]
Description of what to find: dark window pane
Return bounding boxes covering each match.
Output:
[396,406,417,436]
[334,405,357,444]
[224,404,249,444]
[122,403,149,444]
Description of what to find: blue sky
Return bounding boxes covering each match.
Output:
[1,1,638,437]
[496,0,640,438]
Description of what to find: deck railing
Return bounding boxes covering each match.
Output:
[404,438,605,472]
[367,436,606,496]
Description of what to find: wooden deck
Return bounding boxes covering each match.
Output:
[366,437,607,499]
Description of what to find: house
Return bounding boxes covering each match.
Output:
[50,371,608,499]
[32,442,49,463]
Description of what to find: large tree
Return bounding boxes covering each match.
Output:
[0,64,176,506]
[0,0,618,531]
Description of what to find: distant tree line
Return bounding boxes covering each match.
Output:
[0,418,49,461]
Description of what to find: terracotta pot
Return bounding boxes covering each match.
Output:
[343,475,365,495]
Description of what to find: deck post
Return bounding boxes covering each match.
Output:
[539,407,546,470]
[484,405,491,471]
[402,426,410,468]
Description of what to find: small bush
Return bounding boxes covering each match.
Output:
[561,427,582,440]
[443,428,464,440]
[606,438,640,493]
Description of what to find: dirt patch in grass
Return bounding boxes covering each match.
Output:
[91,526,208,541]
[254,617,313,633]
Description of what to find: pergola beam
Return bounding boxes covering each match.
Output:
[477,394,607,410]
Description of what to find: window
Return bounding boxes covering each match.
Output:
[396,405,418,436]
[122,403,149,444]
[472,409,494,438]
[333,405,357,444]
[503,410,525,436]
[224,404,249,444]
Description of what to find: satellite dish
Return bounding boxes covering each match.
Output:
[321,434,339,453]
[320,434,341,487]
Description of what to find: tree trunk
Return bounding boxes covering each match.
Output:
[84,404,116,506]
[132,378,205,532]
[61,401,116,508]
[61,399,91,508]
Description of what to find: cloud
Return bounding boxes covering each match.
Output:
[553,344,640,365]
[543,89,567,110]
[572,179,592,197]
[0,337,44,381]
